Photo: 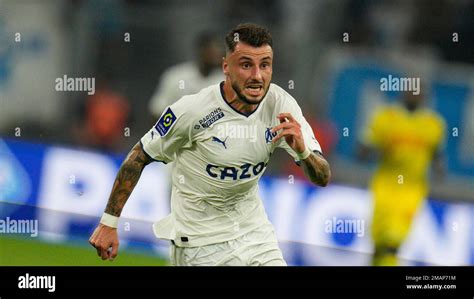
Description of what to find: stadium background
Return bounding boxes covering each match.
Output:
[1,0,473,266]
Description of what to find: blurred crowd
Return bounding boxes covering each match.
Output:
[0,0,473,182]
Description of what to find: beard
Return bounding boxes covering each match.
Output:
[231,81,269,105]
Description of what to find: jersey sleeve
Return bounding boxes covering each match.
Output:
[275,94,323,162]
[360,108,386,148]
[141,97,195,163]
[433,113,447,153]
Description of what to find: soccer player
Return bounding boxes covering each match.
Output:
[89,23,331,266]
[358,90,446,266]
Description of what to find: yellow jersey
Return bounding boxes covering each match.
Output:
[362,103,445,186]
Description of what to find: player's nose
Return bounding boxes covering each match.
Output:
[250,66,263,81]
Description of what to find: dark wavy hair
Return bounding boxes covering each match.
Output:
[225,23,273,53]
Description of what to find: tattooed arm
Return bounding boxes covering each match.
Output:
[89,142,153,261]
[272,112,331,187]
[301,151,331,187]
[104,142,153,216]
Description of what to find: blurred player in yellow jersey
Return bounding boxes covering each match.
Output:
[358,90,446,266]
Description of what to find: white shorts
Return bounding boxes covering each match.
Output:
[170,223,286,266]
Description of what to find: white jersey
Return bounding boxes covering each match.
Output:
[140,82,322,247]
[148,62,224,117]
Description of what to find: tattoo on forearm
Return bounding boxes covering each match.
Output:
[104,143,152,216]
[302,153,331,186]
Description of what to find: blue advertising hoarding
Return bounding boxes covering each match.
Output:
[1,138,473,265]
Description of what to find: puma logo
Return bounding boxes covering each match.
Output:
[212,136,228,149]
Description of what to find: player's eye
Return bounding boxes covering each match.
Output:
[261,62,270,69]
[241,63,251,69]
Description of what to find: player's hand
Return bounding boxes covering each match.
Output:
[89,223,119,261]
[271,113,306,154]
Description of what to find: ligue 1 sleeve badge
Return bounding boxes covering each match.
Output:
[155,107,177,136]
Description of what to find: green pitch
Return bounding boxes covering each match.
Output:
[0,236,169,266]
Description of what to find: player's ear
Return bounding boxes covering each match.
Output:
[222,56,229,76]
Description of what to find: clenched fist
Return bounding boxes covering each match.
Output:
[89,224,119,261]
